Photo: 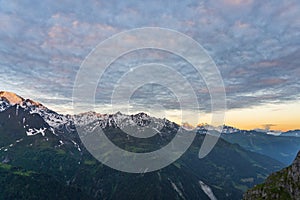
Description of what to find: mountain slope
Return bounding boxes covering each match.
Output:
[0,163,92,200]
[282,130,300,137]
[221,131,300,165]
[244,151,300,200]
[0,91,285,199]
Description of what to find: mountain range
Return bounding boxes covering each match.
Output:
[0,91,298,199]
[196,125,300,165]
[220,130,300,165]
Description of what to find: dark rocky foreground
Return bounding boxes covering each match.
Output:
[244,151,300,200]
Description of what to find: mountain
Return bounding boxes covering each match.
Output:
[282,130,300,137]
[196,124,241,134]
[244,151,300,200]
[221,131,300,165]
[0,163,91,200]
[0,91,284,199]
[196,123,300,165]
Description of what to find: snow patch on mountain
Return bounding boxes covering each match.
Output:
[26,128,47,136]
[169,179,186,200]
[199,180,217,200]
[0,99,11,111]
[29,106,69,128]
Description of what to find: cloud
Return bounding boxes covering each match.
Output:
[223,0,253,5]
[262,124,277,130]
[0,0,299,114]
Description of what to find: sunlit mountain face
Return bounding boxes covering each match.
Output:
[0,0,299,199]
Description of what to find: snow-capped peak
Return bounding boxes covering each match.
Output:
[0,91,44,108]
[0,91,24,105]
[0,91,67,129]
[196,124,240,134]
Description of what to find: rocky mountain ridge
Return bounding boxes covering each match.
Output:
[244,151,300,200]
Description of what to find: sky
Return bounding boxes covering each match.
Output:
[0,0,299,131]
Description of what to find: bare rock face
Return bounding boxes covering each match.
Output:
[243,151,300,200]
[0,91,43,107]
[0,91,24,105]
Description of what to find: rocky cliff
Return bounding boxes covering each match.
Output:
[244,151,300,200]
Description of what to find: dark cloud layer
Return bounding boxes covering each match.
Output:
[0,0,299,113]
